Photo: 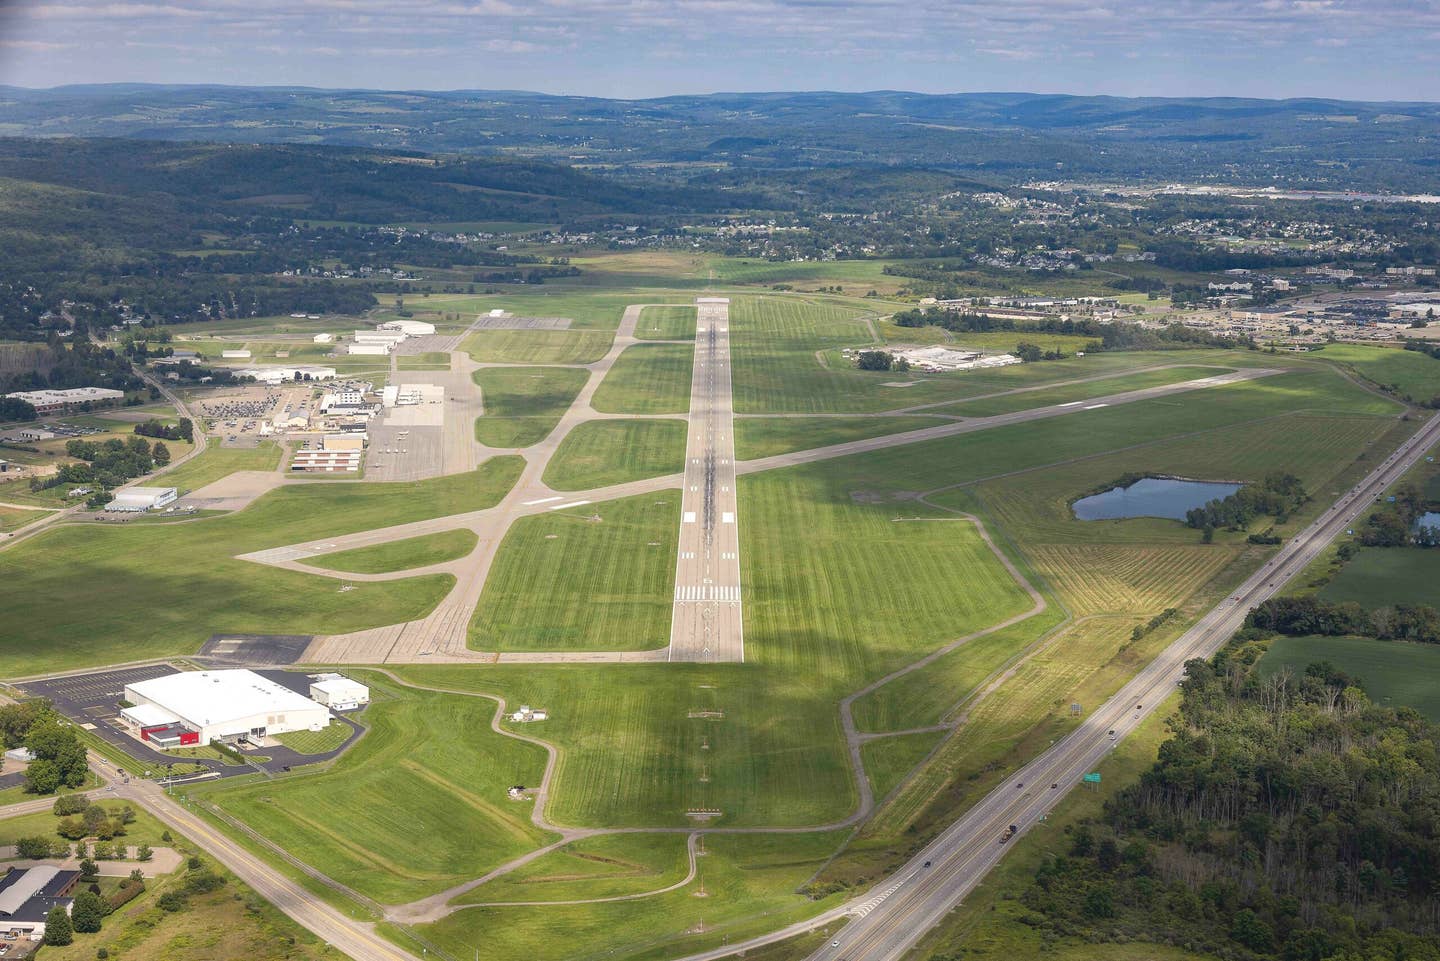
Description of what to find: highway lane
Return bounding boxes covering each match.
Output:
[802,409,1440,961]
[669,298,744,663]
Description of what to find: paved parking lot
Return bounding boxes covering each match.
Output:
[19,663,363,780]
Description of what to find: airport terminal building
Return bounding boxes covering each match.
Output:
[121,670,331,747]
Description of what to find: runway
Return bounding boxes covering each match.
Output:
[668,298,744,663]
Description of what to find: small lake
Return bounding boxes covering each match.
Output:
[1073,477,1243,521]
[1414,512,1440,531]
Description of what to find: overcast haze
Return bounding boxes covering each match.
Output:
[0,0,1436,101]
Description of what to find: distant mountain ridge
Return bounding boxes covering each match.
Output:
[2,86,1439,189]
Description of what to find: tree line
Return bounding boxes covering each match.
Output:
[1004,649,1440,961]
[1186,472,1309,533]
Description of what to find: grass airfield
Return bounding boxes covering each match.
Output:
[2,260,1435,961]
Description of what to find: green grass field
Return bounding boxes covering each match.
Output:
[0,457,522,676]
[938,365,1233,416]
[1259,634,1440,720]
[156,441,283,493]
[274,720,355,754]
[1315,342,1440,403]
[591,344,693,415]
[543,420,686,491]
[733,416,946,460]
[465,329,615,364]
[727,295,1270,414]
[408,830,849,961]
[1319,546,1440,608]
[0,503,51,532]
[310,529,478,574]
[474,366,589,448]
[454,832,689,905]
[397,352,452,369]
[200,677,554,903]
[635,305,697,340]
[862,731,946,802]
[471,492,679,653]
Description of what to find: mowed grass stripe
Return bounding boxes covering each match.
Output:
[733,416,948,460]
[635,305,697,340]
[740,468,1034,679]
[474,366,589,448]
[543,420,686,491]
[937,365,1233,417]
[471,492,680,652]
[465,329,615,364]
[309,529,478,574]
[592,343,693,415]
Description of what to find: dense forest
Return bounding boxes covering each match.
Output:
[1011,647,1440,961]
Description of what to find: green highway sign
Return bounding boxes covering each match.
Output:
[1082,772,1101,783]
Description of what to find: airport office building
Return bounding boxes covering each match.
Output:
[120,669,331,748]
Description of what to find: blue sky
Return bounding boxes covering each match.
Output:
[0,0,1435,101]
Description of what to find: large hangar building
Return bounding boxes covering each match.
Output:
[121,670,331,746]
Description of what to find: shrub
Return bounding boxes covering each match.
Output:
[156,891,186,913]
[15,835,55,859]
[106,880,144,912]
[53,795,90,816]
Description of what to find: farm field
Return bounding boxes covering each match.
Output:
[592,343,694,415]
[200,677,554,903]
[1258,635,1440,720]
[157,441,283,493]
[733,415,947,459]
[310,529,478,574]
[0,456,522,675]
[474,366,589,448]
[471,493,679,653]
[465,329,615,364]
[1318,546,1440,608]
[543,419,686,490]
[635,305,697,340]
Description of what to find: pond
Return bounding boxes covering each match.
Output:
[1414,511,1440,531]
[1073,477,1243,521]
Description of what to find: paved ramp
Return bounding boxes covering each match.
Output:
[668,298,744,663]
